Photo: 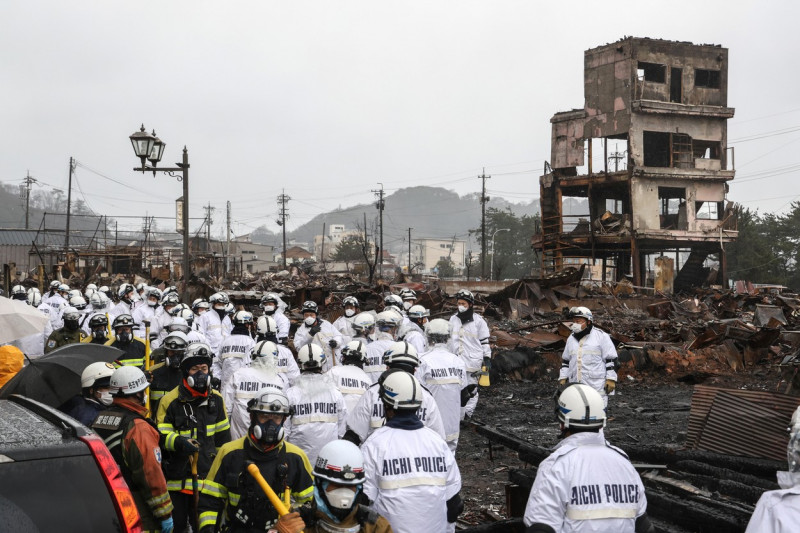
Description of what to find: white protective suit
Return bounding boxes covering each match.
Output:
[448,310,491,417]
[131,304,156,339]
[329,363,372,413]
[223,359,287,440]
[110,299,133,319]
[46,294,68,329]
[417,344,467,451]
[346,380,446,444]
[197,309,232,355]
[293,319,342,373]
[559,326,618,407]
[523,431,648,532]
[284,373,347,465]
[276,344,301,386]
[332,315,356,347]
[216,330,256,387]
[363,334,393,384]
[401,322,427,356]
[745,471,800,533]
[362,421,461,533]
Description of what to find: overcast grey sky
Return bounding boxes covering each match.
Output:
[1,1,798,240]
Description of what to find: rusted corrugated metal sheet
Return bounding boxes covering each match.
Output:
[688,385,800,461]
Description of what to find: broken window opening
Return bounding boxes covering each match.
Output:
[605,199,624,214]
[637,62,666,83]
[658,187,686,230]
[672,133,693,169]
[670,67,682,103]
[561,195,589,233]
[695,69,721,89]
[692,140,721,159]
[643,131,671,167]
[696,201,723,220]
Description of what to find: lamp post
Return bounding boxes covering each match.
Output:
[489,228,510,281]
[129,125,191,302]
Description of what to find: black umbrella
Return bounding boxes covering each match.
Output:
[0,344,124,408]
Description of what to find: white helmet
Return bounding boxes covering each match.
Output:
[407,305,429,319]
[58,283,70,294]
[383,294,403,308]
[11,285,27,300]
[351,312,375,334]
[256,315,278,336]
[340,340,368,365]
[233,310,254,325]
[425,318,451,338]
[84,287,96,300]
[570,306,593,322]
[69,295,87,311]
[118,283,134,299]
[382,341,419,369]
[297,343,326,371]
[68,289,82,300]
[209,292,229,306]
[314,440,365,486]
[110,366,149,395]
[86,283,98,291]
[380,371,423,410]
[80,361,115,389]
[49,280,61,291]
[376,310,401,329]
[167,317,191,334]
[252,340,279,361]
[174,308,195,325]
[342,296,360,308]
[248,390,291,415]
[26,288,42,307]
[557,384,606,430]
[62,306,81,321]
[89,292,107,310]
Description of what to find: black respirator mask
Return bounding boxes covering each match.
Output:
[92,328,108,340]
[168,352,184,369]
[116,331,132,343]
[251,418,285,445]
[186,371,209,392]
[64,317,80,331]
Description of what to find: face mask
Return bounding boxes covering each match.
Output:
[168,353,183,369]
[64,319,80,331]
[403,301,413,310]
[304,316,317,326]
[98,391,113,406]
[326,486,358,510]
[186,371,209,392]
[344,309,355,317]
[117,331,132,343]
[252,419,284,445]
[92,328,107,340]
[147,300,158,308]
[569,323,584,334]
[457,305,468,314]
[263,305,276,313]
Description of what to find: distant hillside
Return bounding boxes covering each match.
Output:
[278,186,540,253]
[0,182,102,233]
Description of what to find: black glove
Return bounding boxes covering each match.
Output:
[309,326,321,337]
[143,370,154,383]
[328,339,338,349]
[297,503,316,528]
[460,384,478,407]
[446,493,464,523]
[211,377,221,390]
[175,436,200,453]
[342,429,361,446]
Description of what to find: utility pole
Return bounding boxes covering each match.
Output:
[203,203,215,251]
[609,151,625,172]
[23,171,37,230]
[277,190,290,270]
[479,168,491,279]
[372,184,385,279]
[226,201,231,273]
[407,227,412,275]
[321,222,327,272]
[64,157,75,257]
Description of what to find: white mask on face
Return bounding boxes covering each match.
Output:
[569,322,584,334]
[457,305,468,314]
[304,316,316,326]
[98,391,114,406]
[326,487,357,510]
[344,309,355,317]
[264,305,276,313]
[402,301,413,310]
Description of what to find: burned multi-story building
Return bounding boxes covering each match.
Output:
[534,37,738,290]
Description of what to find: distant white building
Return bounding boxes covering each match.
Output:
[411,238,466,275]
[313,225,362,261]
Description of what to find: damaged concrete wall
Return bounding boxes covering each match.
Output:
[629,114,728,170]
[631,176,728,233]
[550,110,585,170]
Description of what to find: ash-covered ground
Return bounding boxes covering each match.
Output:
[453,366,777,528]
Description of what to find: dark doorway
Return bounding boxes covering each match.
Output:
[670,68,682,103]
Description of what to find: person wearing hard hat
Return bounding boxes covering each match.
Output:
[216,310,256,388]
[92,366,175,533]
[293,300,342,373]
[363,310,400,384]
[332,296,360,346]
[361,371,463,533]
[523,384,653,533]
[558,306,618,408]
[330,340,372,414]
[60,361,115,426]
[418,319,470,452]
[44,306,85,353]
[448,289,491,419]
[745,406,800,533]
[197,390,315,533]
[255,315,300,386]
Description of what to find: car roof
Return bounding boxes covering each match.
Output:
[0,396,91,461]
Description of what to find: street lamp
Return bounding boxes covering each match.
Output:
[490,228,510,281]
[128,125,191,302]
